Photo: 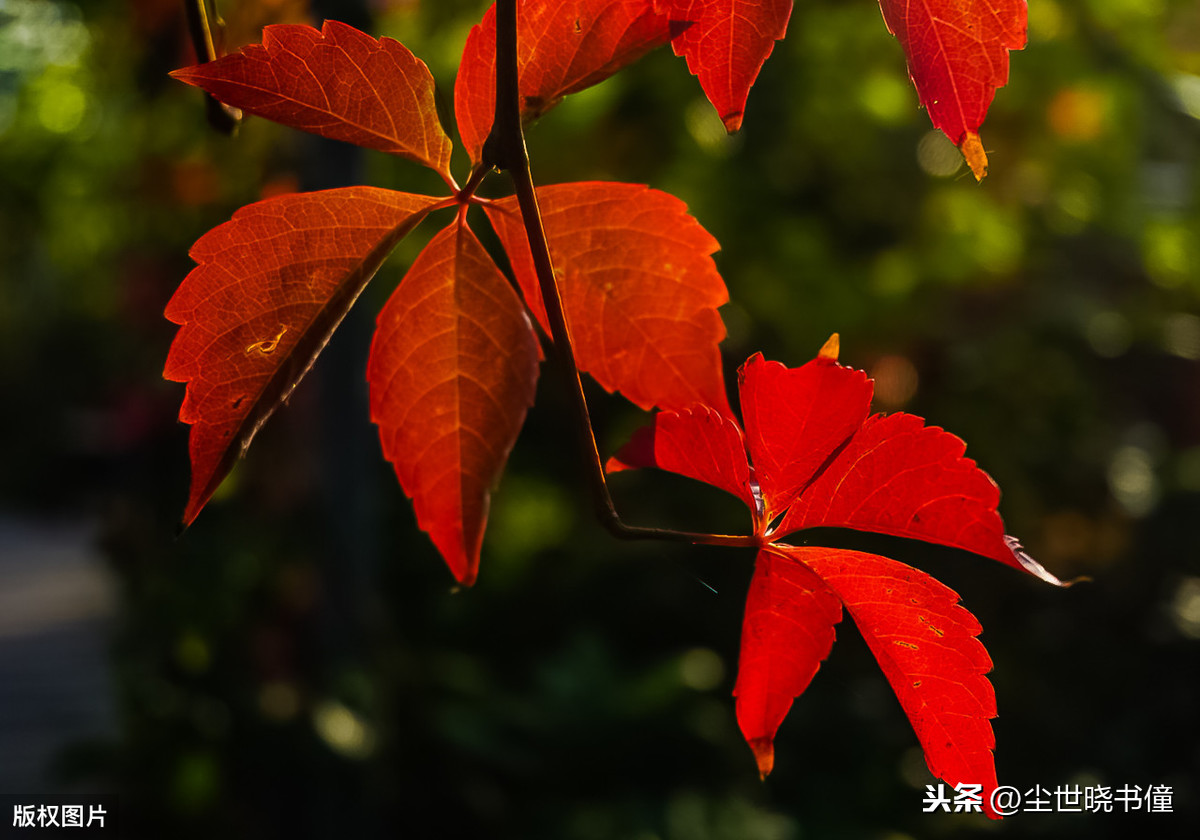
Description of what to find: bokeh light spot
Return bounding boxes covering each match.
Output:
[1047,87,1108,142]
[1143,220,1194,288]
[860,72,912,124]
[679,647,725,692]
[1163,313,1200,359]
[916,130,962,178]
[36,78,86,133]
[1107,445,1159,517]
[1170,577,1200,639]
[313,700,375,759]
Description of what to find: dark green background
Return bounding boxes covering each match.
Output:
[1,0,1197,837]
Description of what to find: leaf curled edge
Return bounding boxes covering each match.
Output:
[164,188,439,527]
[367,223,540,586]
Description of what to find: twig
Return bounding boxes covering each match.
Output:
[482,0,758,550]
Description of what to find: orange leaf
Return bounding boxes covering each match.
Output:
[172,20,454,180]
[486,182,731,417]
[876,0,1027,179]
[655,0,793,132]
[367,223,540,586]
[164,188,439,526]
[455,0,673,165]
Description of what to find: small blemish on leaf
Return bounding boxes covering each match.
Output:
[246,326,288,355]
[912,680,922,688]
[894,640,919,650]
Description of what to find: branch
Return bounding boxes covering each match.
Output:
[182,0,243,134]
[483,0,757,550]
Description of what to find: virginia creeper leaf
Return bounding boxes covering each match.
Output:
[607,405,757,513]
[367,223,540,586]
[164,187,439,527]
[734,547,841,778]
[655,0,793,132]
[739,352,872,524]
[455,0,673,165]
[773,411,1025,574]
[876,0,1027,180]
[762,545,1001,818]
[610,339,1069,803]
[171,20,454,180]
[486,182,732,417]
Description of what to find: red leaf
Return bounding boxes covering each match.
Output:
[655,0,793,132]
[607,405,757,514]
[171,20,454,180]
[610,339,1070,806]
[164,187,439,527]
[773,411,1021,570]
[765,545,1000,818]
[486,182,731,416]
[614,343,1067,582]
[734,547,842,778]
[876,0,1027,180]
[455,0,673,165]
[739,352,872,522]
[367,223,540,586]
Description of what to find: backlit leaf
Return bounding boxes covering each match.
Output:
[455,0,673,164]
[655,0,793,132]
[172,20,454,180]
[367,223,540,586]
[773,410,1023,574]
[486,181,731,416]
[767,545,1000,818]
[164,187,439,526]
[606,404,757,513]
[734,547,841,778]
[739,352,872,522]
[876,0,1027,180]
[610,340,1068,801]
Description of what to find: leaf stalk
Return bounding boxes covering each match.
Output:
[484,0,757,550]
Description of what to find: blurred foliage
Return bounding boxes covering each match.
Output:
[1,0,1198,837]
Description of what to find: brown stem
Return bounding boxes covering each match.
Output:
[484,0,757,550]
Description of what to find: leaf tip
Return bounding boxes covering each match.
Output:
[722,111,744,134]
[748,738,775,779]
[818,333,840,361]
[1004,535,1087,587]
[961,131,988,181]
